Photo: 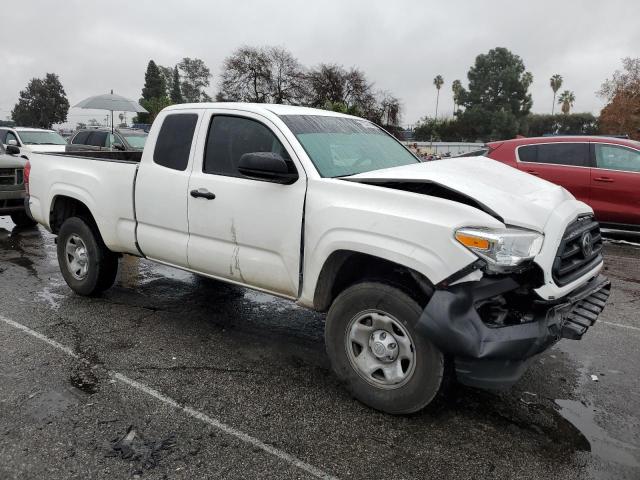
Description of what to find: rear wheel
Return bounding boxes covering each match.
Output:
[10,211,37,228]
[57,217,118,296]
[325,282,443,414]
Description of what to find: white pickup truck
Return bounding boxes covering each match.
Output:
[26,103,610,414]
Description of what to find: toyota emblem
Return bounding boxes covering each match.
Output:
[581,232,593,258]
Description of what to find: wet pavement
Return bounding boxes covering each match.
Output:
[0,217,639,479]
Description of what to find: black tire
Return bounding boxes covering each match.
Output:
[57,216,118,296]
[10,211,37,228]
[325,282,444,414]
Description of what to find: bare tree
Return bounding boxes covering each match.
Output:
[267,47,306,104]
[378,92,401,126]
[219,47,271,103]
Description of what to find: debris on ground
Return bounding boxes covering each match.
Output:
[108,425,176,472]
[520,391,538,405]
[590,375,599,382]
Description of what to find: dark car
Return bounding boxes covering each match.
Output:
[67,128,148,152]
[485,136,640,230]
[0,143,36,227]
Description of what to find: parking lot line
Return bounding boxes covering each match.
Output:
[0,314,338,480]
[601,320,640,332]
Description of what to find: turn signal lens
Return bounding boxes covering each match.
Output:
[454,232,490,251]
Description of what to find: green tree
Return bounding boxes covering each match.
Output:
[179,57,212,102]
[451,79,462,115]
[11,73,69,128]
[457,47,533,140]
[138,60,166,123]
[550,74,563,114]
[140,96,172,124]
[558,90,576,114]
[170,66,183,103]
[141,60,166,100]
[158,65,174,97]
[521,113,597,136]
[433,75,444,119]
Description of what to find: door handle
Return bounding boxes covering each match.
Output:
[593,177,614,183]
[190,188,216,200]
[525,170,540,176]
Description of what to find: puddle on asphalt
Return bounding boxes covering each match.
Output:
[36,286,65,310]
[555,399,640,468]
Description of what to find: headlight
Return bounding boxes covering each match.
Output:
[455,227,544,272]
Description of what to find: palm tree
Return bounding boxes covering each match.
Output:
[550,74,563,114]
[558,90,575,114]
[452,79,462,115]
[433,75,444,119]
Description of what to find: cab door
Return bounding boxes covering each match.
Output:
[516,142,591,204]
[187,111,306,297]
[590,142,640,226]
[135,111,201,267]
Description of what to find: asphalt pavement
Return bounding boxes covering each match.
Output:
[0,217,638,479]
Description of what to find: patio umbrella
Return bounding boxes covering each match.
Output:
[74,90,148,133]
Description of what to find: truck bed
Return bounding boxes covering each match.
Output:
[27,151,140,255]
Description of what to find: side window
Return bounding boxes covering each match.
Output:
[87,132,108,147]
[518,145,537,162]
[72,131,90,144]
[203,115,294,178]
[595,144,640,173]
[535,143,589,167]
[153,113,198,171]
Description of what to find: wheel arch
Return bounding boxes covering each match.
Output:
[50,195,101,237]
[312,250,435,312]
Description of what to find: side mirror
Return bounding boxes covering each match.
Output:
[237,152,298,184]
[7,139,18,146]
[112,142,126,151]
[6,145,20,155]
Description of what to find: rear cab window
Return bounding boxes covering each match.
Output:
[153,113,199,171]
[72,131,91,144]
[87,132,108,147]
[517,143,589,167]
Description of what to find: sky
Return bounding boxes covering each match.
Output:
[1,0,637,128]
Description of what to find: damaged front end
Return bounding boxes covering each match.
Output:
[417,268,611,389]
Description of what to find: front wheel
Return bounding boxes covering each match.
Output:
[57,217,119,296]
[325,282,444,414]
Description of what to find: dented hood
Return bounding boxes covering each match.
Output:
[345,156,574,231]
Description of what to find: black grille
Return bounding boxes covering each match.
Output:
[552,216,603,286]
[0,168,22,186]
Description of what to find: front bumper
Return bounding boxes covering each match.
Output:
[417,273,610,389]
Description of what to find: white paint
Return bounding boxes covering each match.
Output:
[0,314,338,480]
[601,320,640,332]
[0,315,78,359]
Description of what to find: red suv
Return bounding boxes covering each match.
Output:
[485,136,640,230]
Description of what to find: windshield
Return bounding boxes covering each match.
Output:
[18,131,67,145]
[122,134,147,149]
[280,115,418,177]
